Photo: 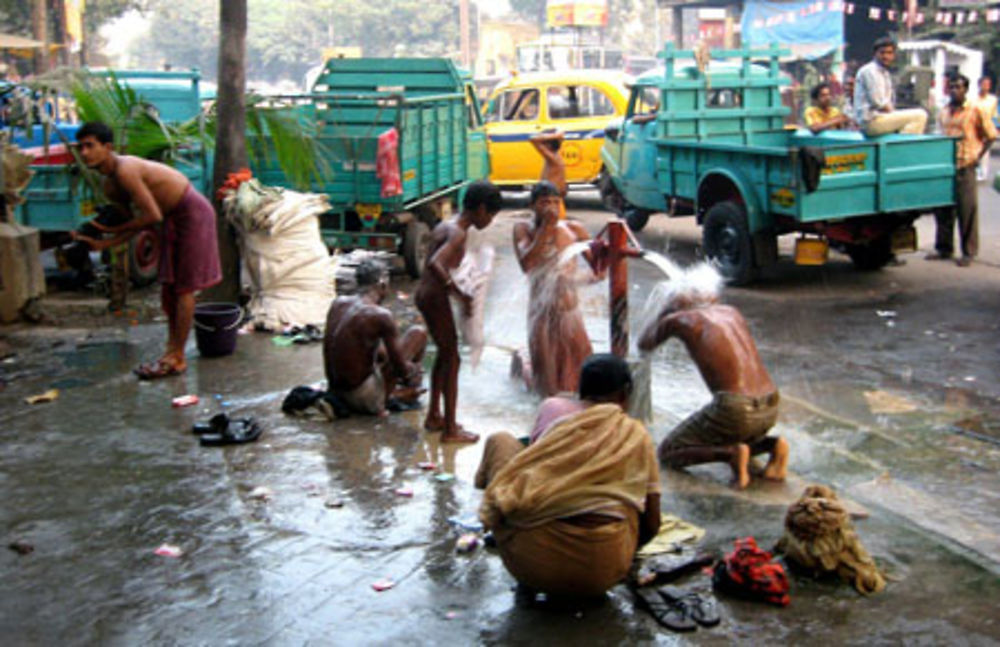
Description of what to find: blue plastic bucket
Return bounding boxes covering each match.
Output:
[193,303,242,357]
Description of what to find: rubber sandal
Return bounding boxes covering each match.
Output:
[134,360,185,380]
[192,413,230,435]
[199,417,263,446]
[658,586,720,628]
[633,587,697,632]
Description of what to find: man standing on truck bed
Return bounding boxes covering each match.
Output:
[854,37,927,136]
[415,180,502,443]
[72,121,221,379]
[638,267,788,489]
[927,74,997,267]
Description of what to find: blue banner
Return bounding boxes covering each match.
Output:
[741,0,844,57]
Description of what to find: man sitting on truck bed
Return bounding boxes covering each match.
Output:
[638,266,788,489]
[805,82,850,134]
[72,121,221,380]
[324,259,427,417]
[854,37,927,136]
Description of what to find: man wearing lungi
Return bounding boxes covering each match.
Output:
[73,121,222,379]
[638,270,789,489]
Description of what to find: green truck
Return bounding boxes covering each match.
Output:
[249,57,489,277]
[600,44,957,284]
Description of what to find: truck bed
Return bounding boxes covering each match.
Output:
[655,129,955,228]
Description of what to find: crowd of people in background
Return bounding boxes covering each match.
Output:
[801,36,997,268]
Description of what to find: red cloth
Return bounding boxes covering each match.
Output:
[713,537,790,606]
[159,185,222,294]
[376,128,403,198]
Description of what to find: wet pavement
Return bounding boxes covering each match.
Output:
[3,184,1000,644]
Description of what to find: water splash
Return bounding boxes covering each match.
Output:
[632,262,723,355]
[638,250,682,281]
[557,240,593,267]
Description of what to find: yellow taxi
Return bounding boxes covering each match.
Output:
[483,70,630,188]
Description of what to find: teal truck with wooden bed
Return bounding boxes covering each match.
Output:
[599,44,956,284]
[248,57,489,277]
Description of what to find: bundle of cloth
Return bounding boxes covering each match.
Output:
[222,179,335,331]
[451,242,494,368]
[775,484,886,595]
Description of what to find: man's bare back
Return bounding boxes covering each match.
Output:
[643,304,775,397]
[324,296,400,390]
[104,155,190,216]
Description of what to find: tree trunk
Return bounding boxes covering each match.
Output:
[32,0,48,75]
[202,0,248,303]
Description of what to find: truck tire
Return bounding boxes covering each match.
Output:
[129,228,161,287]
[403,220,431,279]
[846,235,892,271]
[702,200,755,285]
[624,205,651,232]
[597,169,624,214]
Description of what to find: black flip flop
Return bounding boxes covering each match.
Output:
[192,413,230,435]
[658,585,721,628]
[199,416,263,446]
[633,587,697,632]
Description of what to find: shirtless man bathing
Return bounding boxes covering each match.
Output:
[513,181,596,396]
[72,121,221,379]
[415,180,502,443]
[638,268,788,489]
[324,259,427,417]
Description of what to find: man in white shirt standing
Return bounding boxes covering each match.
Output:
[854,37,927,136]
[974,76,998,181]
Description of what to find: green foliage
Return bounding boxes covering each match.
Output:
[68,72,327,189]
[70,71,200,161]
[126,0,460,84]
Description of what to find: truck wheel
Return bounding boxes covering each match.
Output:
[624,205,651,232]
[403,220,431,279]
[703,200,755,285]
[597,169,624,214]
[846,235,892,271]
[129,229,160,287]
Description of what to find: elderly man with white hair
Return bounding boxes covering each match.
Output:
[637,265,788,489]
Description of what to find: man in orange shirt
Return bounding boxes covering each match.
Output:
[928,75,997,267]
[804,82,850,134]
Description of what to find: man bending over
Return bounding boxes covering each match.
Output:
[72,121,221,379]
[638,267,788,489]
[324,259,426,416]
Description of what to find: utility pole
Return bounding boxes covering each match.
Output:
[459,0,471,68]
[32,0,49,75]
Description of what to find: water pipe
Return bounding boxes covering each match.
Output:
[589,218,644,357]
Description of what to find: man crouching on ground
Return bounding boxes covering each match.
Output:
[477,354,661,598]
[637,266,788,489]
[324,259,427,417]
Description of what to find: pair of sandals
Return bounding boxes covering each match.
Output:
[634,585,720,633]
[134,360,185,380]
[192,413,263,446]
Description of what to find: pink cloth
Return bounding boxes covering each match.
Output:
[159,185,222,294]
[376,128,403,198]
[529,396,586,444]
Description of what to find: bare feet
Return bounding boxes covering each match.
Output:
[762,437,789,481]
[441,428,480,444]
[730,443,750,490]
[423,414,446,431]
